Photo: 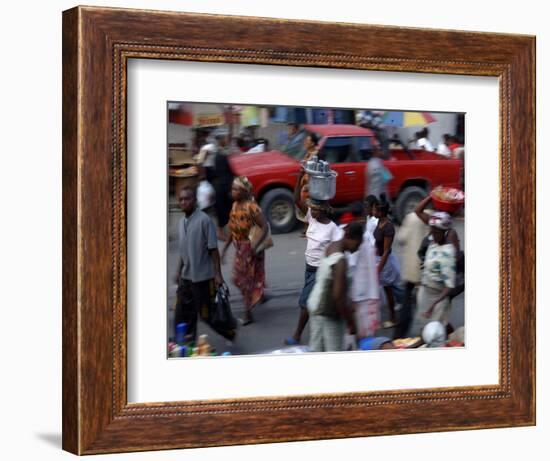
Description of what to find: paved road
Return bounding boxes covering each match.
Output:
[167,212,465,356]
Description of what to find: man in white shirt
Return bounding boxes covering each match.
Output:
[415,127,435,152]
[436,134,452,157]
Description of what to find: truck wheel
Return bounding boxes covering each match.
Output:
[260,188,296,234]
[394,186,428,223]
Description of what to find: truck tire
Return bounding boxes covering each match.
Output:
[259,188,297,234]
[394,186,428,223]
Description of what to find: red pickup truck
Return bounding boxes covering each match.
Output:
[229,124,463,233]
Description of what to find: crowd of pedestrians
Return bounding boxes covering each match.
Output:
[171,127,464,353]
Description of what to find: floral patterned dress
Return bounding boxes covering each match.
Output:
[228,200,266,308]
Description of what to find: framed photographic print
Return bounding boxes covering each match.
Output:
[62,5,535,455]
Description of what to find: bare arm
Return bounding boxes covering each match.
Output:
[423,286,451,318]
[173,256,183,285]
[294,167,307,215]
[333,259,356,335]
[209,248,224,286]
[414,195,432,225]
[432,286,451,306]
[251,208,269,253]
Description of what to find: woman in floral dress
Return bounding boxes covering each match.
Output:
[221,177,269,325]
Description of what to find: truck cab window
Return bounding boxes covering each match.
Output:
[319,137,354,163]
[355,136,374,161]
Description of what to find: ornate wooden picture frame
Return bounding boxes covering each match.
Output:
[62,6,535,455]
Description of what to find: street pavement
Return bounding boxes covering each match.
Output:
[167,211,465,356]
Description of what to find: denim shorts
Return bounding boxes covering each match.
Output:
[298,264,318,309]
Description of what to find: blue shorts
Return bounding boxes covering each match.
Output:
[298,264,318,309]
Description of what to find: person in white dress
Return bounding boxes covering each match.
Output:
[349,226,381,340]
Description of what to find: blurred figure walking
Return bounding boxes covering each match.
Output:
[281,122,306,159]
[221,177,269,325]
[348,212,382,340]
[284,167,339,345]
[364,194,379,246]
[307,222,363,352]
[173,187,225,342]
[394,210,430,338]
[413,212,457,335]
[204,128,235,241]
[373,194,401,329]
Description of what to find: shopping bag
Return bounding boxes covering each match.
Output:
[209,283,237,340]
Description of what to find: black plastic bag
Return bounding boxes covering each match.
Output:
[208,283,237,341]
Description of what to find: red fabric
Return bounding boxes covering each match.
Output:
[232,240,265,309]
[169,109,193,126]
[339,212,355,224]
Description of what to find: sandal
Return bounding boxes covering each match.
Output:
[240,315,254,326]
[251,295,269,310]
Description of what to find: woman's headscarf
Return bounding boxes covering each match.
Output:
[233,176,253,198]
[428,211,452,230]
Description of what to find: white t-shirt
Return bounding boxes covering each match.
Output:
[365,216,378,246]
[436,142,452,157]
[416,137,435,152]
[197,143,217,167]
[245,143,266,154]
[333,226,379,302]
[305,209,340,267]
